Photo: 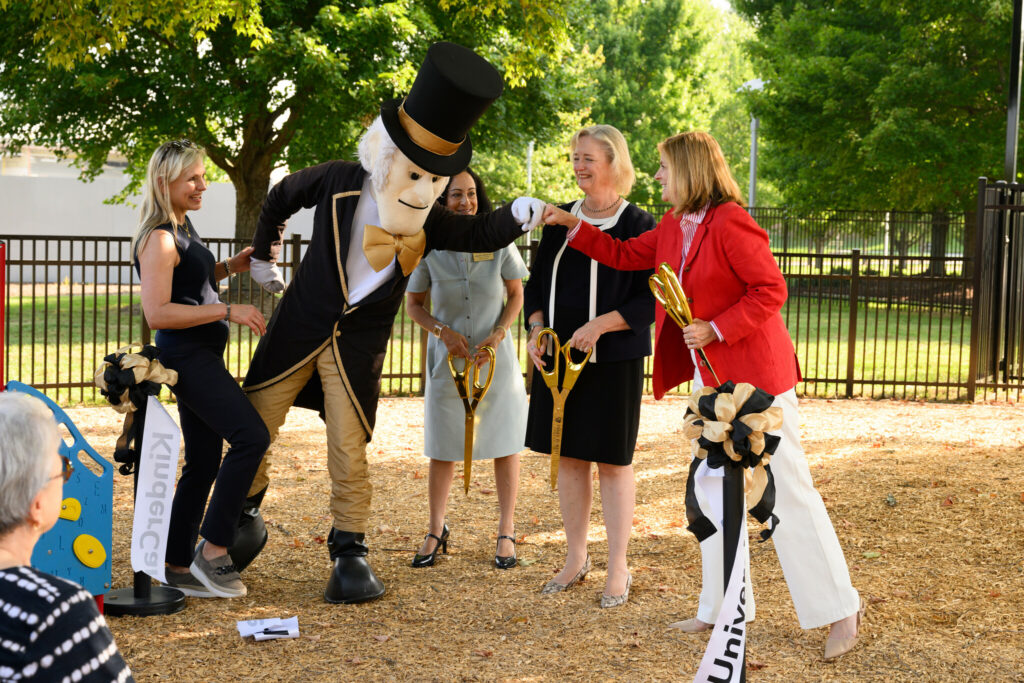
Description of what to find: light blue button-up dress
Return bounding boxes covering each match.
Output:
[408,245,529,461]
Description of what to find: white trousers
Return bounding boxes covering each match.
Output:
[692,376,860,629]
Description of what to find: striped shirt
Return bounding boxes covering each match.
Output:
[0,565,133,683]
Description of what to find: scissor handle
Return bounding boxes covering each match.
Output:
[536,328,560,387]
[470,345,496,406]
[559,343,592,392]
[447,352,472,401]
[651,262,694,329]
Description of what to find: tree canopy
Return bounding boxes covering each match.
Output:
[0,0,589,239]
[736,0,1014,212]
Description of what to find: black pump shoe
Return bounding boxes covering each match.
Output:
[323,529,385,604]
[494,533,517,570]
[411,524,450,568]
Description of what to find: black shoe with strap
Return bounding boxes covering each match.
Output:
[494,532,517,569]
[411,524,450,568]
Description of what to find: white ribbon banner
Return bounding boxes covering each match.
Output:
[130,396,181,584]
[693,523,748,683]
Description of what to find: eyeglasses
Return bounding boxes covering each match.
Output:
[49,456,74,484]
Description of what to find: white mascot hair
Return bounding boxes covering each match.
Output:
[357,116,400,193]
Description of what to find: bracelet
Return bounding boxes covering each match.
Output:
[528,321,543,334]
[492,325,506,340]
[224,303,231,321]
[222,259,232,276]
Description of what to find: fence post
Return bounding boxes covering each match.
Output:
[967,178,988,402]
[845,249,860,398]
[290,233,302,279]
[1,241,5,390]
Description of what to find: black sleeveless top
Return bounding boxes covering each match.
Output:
[135,218,228,350]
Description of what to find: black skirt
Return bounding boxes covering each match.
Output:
[525,307,644,466]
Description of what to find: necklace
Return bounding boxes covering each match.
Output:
[583,195,622,213]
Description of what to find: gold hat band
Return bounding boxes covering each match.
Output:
[398,101,464,157]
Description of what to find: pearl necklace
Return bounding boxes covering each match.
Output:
[582,195,622,213]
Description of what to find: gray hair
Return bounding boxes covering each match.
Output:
[357,116,400,195]
[0,393,60,537]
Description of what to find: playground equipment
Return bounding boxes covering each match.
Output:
[7,381,115,603]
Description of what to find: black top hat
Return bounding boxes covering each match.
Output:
[380,42,504,177]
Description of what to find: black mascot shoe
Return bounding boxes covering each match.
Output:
[324,529,386,604]
[228,487,269,572]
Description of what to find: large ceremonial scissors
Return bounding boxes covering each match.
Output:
[536,328,592,490]
[649,262,721,385]
[448,346,496,494]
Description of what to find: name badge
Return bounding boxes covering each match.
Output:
[472,252,494,262]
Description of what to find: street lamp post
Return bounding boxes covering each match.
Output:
[740,78,765,208]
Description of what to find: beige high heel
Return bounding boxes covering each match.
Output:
[668,618,712,633]
[823,599,866,660]
[540,555,591,594]
[600,574,632,609]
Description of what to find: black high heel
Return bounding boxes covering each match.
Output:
[494,532,517,570]
[411,524,450,568]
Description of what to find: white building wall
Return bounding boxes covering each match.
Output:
[0,175,315,283]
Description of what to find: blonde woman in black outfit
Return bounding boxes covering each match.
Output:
[524,125,655,608]
[132,139,269,598]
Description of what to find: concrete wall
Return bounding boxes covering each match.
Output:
[0,175,315,283]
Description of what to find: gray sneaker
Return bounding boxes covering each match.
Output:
[163,569,214,598]
[190,540,247,598]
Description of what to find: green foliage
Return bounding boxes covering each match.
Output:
[737,0,1013,212]
[0,0,588,238]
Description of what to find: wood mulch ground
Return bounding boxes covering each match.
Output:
[67,396,1024,681]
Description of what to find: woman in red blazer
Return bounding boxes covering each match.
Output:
[542,131,864,660]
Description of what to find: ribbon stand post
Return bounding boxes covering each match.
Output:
[98,347,186,617]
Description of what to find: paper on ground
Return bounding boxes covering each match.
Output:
[237,616,299,641]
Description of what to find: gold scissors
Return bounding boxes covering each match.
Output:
[448,346,496,494]
[536,328,592,490]
[649,262,721,385]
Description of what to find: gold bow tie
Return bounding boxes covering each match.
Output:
[362,224,426,276]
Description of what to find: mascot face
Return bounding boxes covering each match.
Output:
[358,117,449,237]
[377,155,447,236]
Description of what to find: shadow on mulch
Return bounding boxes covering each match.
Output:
[66,396,1024,681]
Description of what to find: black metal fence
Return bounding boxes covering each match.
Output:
[1,199,1017,405]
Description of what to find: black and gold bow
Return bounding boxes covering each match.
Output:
[682,381,783,542]
[94,345,177,475]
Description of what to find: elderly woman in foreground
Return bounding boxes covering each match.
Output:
[0,392,134,682]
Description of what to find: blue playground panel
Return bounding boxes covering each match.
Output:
[7,381,115,597]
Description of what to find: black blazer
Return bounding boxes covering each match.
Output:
[244,160,523,438]
[523,201,655,362]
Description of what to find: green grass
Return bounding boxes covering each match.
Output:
[4,289,975,406]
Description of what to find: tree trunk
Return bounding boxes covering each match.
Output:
[928,210,949,276]
[232,157,273,244]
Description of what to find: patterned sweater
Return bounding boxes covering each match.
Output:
[0,566,132,682]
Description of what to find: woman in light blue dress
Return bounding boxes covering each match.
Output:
[406,168,529,569]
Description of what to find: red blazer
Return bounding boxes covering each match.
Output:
[570,201,800,398]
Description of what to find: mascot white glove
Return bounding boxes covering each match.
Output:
[250,257,286,294]
[511,197,546,231]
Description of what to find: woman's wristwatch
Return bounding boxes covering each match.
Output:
[432,322,447,338]
[527,321,544,335]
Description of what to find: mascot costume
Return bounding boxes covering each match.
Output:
[232,42,544,604]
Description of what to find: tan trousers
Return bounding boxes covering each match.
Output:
[246,344,371,533]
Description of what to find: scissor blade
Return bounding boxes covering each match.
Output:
[550,399,565,490]
[463,412,474,494]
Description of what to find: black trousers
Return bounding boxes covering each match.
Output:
[158,340,269,567]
